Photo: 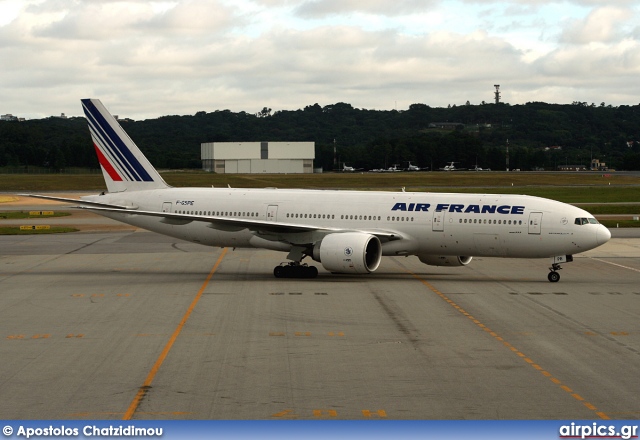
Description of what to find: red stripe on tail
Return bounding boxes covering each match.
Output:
[94,143,123,181]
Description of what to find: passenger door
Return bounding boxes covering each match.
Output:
[432,210,445,232]
[528,212,542,234]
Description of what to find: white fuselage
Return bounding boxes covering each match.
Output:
[83,188,610,260]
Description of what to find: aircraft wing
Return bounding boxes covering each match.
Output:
[75,205,403,242]
[18,194,136,210]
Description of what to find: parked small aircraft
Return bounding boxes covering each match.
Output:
[339,164,363,172]
[440,162,467,171]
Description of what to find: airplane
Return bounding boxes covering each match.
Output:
[338,164,363,172]
[440,162,466,171]
[22,99,611,282]
[370,164,402,173]
[405,162,422,172]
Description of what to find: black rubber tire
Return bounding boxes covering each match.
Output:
[548,271,560,282]
[306,266,318,278]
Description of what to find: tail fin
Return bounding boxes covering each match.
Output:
[81,99,169,193]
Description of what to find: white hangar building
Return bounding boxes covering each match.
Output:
[201,141,315,174]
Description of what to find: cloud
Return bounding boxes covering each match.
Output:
[293,0,438,18]
[2,0,640,120]
[560,6,635,44]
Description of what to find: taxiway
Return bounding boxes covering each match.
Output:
[1,225,639,419]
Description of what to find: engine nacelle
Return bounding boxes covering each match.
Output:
[418,255,473,267]
[313,232,382,274]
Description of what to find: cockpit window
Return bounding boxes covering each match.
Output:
[575,217,599,225]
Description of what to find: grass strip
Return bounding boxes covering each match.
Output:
[0,211,72,220]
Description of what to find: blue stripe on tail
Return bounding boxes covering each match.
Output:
[81,99,154,182]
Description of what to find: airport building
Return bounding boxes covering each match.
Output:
[201,141,315,174]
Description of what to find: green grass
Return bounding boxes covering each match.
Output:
[599,220,640,228]
[571,204,640,215]
[2,171,639,204]
[419,186,640,203]
[0,211,71,220]
[2,170,640,191]
[0,227,79,235]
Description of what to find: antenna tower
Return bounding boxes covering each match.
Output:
[506,139,510,171]
[494,85,501,104]
[333,139,337,167]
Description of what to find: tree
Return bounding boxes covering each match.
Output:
[257,107,272,118]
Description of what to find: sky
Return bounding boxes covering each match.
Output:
[1,0,639,120]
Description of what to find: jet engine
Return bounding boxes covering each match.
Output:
[418,255,473,267]
[313,232,382,274]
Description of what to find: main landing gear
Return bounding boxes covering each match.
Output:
[273,262,318,279]
[273,246,319,279]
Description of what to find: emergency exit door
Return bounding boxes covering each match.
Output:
[266,205,278,222]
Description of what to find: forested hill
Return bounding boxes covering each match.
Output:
[2,101,640,172]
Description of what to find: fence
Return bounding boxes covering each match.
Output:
[0,167,101,174]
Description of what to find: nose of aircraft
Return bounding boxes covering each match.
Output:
[596,225,611,246]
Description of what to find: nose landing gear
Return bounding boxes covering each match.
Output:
[548,265,561,282]
[547,255,573,282]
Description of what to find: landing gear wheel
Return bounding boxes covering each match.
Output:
[548,262,562,283]
[273,263,318,279]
